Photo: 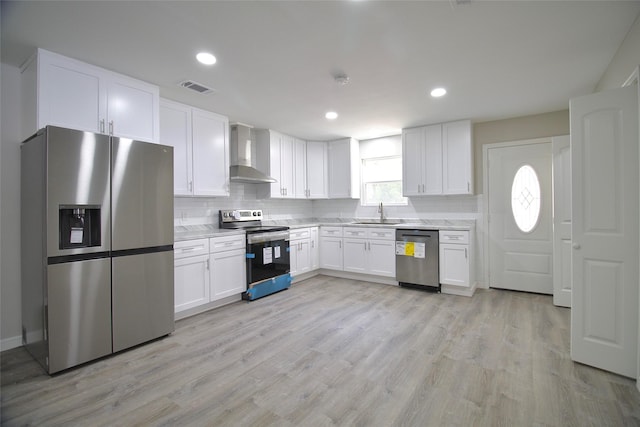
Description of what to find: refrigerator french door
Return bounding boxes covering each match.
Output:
[110,137,174,352]
[21,126,174,373]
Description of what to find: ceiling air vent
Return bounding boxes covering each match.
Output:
[179,80,215,95]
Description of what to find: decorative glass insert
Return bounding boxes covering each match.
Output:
[511,164,541,233]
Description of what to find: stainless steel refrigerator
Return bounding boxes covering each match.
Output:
[21,126,174,374]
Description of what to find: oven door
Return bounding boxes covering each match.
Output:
[246,231,290,286]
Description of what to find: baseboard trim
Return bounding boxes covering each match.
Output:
[1,335,23,352]
[318,269,398,286]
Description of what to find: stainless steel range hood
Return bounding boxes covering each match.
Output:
[229,124,277,184]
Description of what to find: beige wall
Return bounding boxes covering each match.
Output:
[597,13,640,91]
[472,110,570,193]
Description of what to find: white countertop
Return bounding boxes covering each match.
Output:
[174,218,475,242]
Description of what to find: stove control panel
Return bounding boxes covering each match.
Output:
[219,209,263,223]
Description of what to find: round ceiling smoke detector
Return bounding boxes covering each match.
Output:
[334,74,350,85]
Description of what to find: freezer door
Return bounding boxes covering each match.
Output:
[47,258,112,373]
[111,138,174,250]
[46,127,111,257]
[112,250,175,352]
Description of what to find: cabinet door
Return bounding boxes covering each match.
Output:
[211,248,246,300]
[293,138,307,198]
[443,120,472,194]
[368,239,396,277]
[328,139,351,198]
[160,100,192,195]
[268,131,284,198]
[320,237,343,270]
[343,238,367,274]
[402,127,424,196]
[306,142,328,198]
[310,227,320,270]
[439,244,469,287]
[174,254,210,312]
[38,52,102,134]
[280,134,295,198]
[192,109,229,196]
[423,124,443,195]
[290,239,311,276]
[105,75,159,142]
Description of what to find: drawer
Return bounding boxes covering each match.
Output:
[210,234,246,253]
[290,228,310,240]
[343,227,367,238]
[366,228,395,240]
[174,238,209,259]
[321,226,343,237]
[439,230,469,245]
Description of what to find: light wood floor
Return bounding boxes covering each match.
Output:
[2,275,639,426]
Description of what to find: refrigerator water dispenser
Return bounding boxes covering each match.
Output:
[59,205,101,249]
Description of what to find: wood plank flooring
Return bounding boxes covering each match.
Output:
[2,275,640,426]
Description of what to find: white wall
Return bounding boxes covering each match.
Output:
[597,12,640,91]
[1,63,23,350]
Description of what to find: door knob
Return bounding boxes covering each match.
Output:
[572,243,581,250]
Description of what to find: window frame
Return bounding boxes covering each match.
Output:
[360,155,408,207]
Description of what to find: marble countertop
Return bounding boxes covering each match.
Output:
[174,218,475,242]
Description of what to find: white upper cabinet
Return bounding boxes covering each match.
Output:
[160,98,230,197]
[21,48,159,142]
[293,138,307,198]
[160,100,192,195]
[442,120,473,194]
[256,129,287,198]
[306,141,328,199]
[328,137,360,199]
[402,119,473,196]
[256,131,325,199]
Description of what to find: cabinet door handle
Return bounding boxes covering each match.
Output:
[189,181,193,192]
[339,241,342,249]
[206,259,210,270]
[100,119,105,133]
[109,120,114,135]
[465,248,468,259]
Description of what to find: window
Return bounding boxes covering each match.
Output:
[511,164,541,233]
[361,156,407,206]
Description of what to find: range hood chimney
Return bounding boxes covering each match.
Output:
[229,124,277,184]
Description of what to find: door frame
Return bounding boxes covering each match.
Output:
[482,137,552,290]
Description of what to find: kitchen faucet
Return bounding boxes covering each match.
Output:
[378,202,384,223]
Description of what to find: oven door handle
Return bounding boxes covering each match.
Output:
[247,231,291,244]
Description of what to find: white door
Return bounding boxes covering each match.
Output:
[570,85,639,378]
[552,135,572,307]
[487,141,553,293]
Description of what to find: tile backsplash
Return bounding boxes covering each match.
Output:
[175,183,482,227]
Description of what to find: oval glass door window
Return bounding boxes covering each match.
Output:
[511,164,541,233]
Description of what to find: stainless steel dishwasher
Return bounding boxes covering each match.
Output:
[395,229,440,291]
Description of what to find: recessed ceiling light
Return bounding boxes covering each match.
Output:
[430,87,447,97]
[325,111,338,120]
[196,52,217,65]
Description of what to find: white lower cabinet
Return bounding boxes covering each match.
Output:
[320,227,343,270]
[439,230,475,296]
[174,234,245,316]
[290,228,312,277]
[310,227,320,270]
[174,239,210,313]
[210,234,246,300]
[343,227,395,278]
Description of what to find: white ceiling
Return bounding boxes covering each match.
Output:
[2,1,639,141]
